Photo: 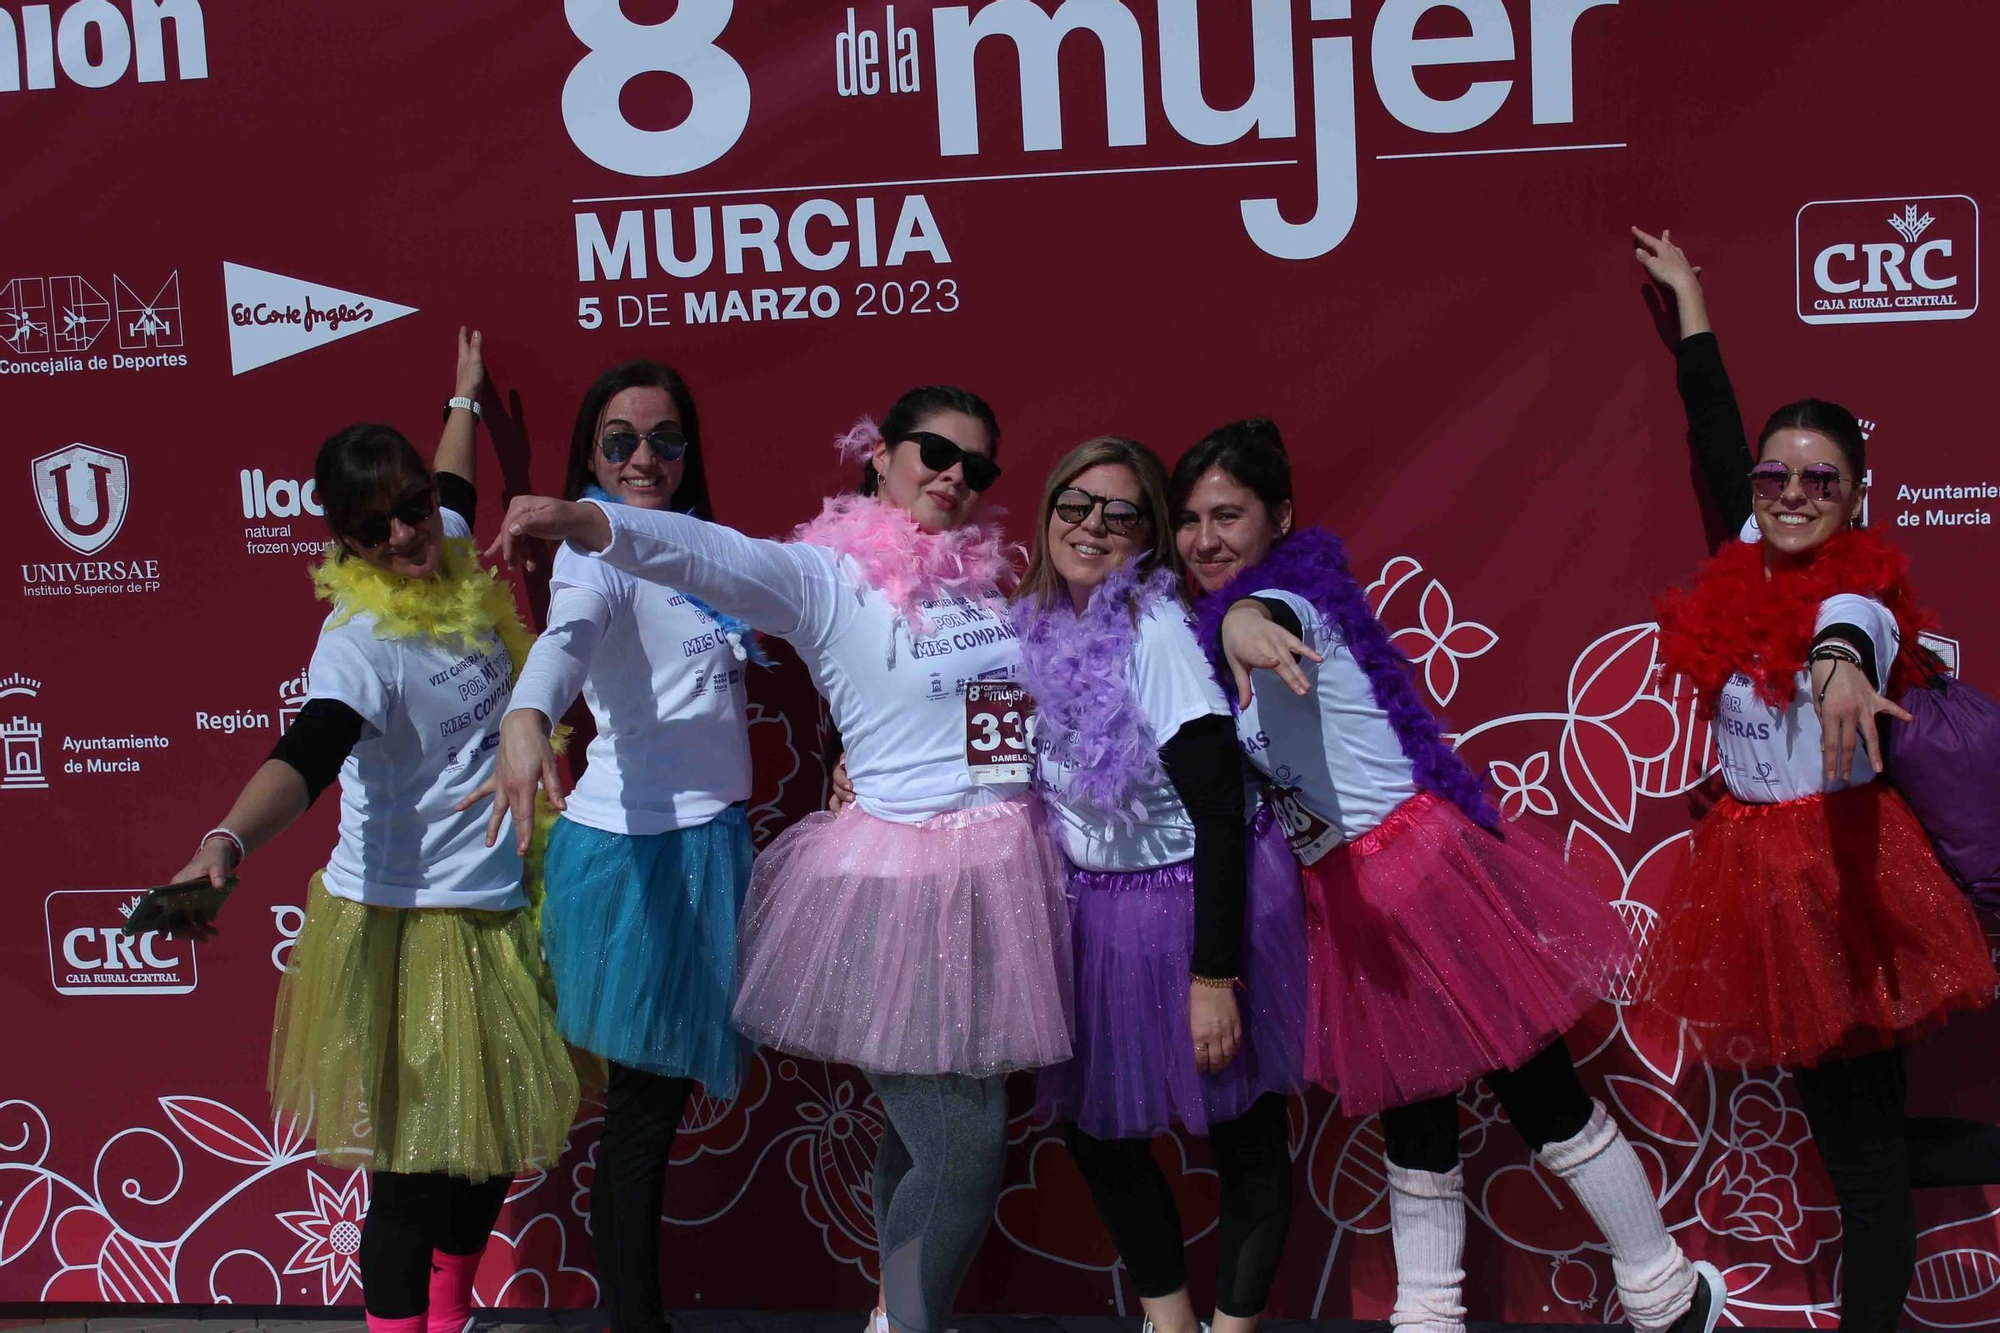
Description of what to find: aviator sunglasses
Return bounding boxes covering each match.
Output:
[348,490,435,548]
[1748,461,1852,502]
[600,424,688,464]
[1053,486,1147,536]
[902,430,1002,492]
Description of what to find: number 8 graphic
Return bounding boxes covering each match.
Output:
[562,0,751,177]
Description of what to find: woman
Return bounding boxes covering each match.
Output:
[166,329,581,1333]
[485,387,1072,1333]
[1635,227,2000,1333]
[1010,437,1305,1333]
[1172,420,1723,1333]
[465,360,757,1333]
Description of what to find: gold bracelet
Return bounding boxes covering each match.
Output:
[1189,973,1242,991]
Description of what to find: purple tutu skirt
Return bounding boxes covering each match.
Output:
[731,796,1073,1076]
[1037,808,1307,1139]
[1303,792,1633,1117]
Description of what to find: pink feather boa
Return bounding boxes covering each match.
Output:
[791,493,1020,632]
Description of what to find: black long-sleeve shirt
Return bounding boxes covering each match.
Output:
[1158,714,1248,980]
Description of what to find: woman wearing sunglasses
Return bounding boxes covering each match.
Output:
[1636,227,1998,1333]
[163,329,581,1333]
[1010,437,1305,1333]
[1174,420,1723,1333]
[462,360,757,1333]
[485,386,1071,1333]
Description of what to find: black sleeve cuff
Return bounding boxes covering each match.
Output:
[1248,596,1303,640]
[436,471,476,527]
[268,698,365,804]
[1814,622,1881,691]
[1160,714,1248,980]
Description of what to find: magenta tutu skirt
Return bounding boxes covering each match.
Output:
[1037,807,1307,1139]
[731,796,1073,1075]
[1302,792,1632,1117]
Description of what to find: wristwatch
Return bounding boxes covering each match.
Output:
[443,396,481,421]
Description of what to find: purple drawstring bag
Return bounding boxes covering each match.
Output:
[1885,647,2000,913]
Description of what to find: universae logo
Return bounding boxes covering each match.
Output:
[1796,194,1979,325]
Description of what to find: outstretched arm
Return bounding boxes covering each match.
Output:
[434,327,484,489]
[1634,228,1753,543]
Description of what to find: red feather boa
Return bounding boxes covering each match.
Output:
[1656,528,1930,715]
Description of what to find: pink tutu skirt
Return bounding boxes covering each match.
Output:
[731,796,1073,1075]
[1302,792,1632,1117]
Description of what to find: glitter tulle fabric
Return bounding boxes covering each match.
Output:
[541,807,754,1097]
[730,797,1073,1075]
[1037,808,1307,1139]
[269,875,583,1177]
[1638,782,1994,1068]
[1301,793,1632,1117]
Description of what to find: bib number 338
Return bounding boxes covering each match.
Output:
[965,682,1033,785]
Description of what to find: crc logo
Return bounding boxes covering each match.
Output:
[1797,194,1979,325]
[31,443,129,555]
[45,889,197,996]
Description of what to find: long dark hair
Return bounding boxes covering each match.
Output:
[858,385,1001,496]
[1168,417,1293,521]
[315,423,428,546]
[563,360,713,516]
[1757,398,1866,476]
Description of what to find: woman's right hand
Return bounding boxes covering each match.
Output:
[169,836,239,892]
[485,496,610,570]
[827,756,855,814]
[1221,600,1321,708]
[458,710,566,855]
[1632,226,1702,292]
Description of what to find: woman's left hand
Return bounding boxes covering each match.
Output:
[454,326,485,400]
[1190,983,1242,1075]
[1812,658,1912,783]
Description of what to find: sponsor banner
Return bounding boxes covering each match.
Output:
[1796,194,1980,324]
[224,262,417,374]
[44,889,197,996]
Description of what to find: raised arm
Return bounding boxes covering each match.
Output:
[434,327,484,490]
[490,497,822,639]
[1634,228,1753,543]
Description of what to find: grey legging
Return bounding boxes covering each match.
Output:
[868,1071,1010,1333]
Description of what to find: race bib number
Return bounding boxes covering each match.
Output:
[965,682,1033,785]
[1265,782,1341,865]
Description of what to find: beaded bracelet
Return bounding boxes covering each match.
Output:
[199,827,245,864]
[1189,973,1243,991]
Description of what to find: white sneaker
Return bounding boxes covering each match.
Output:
[1139,1323,1211,1333]
[867,1310,888,1333]
[1665,1260,1726,1333]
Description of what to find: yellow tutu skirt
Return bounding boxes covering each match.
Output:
[269,874,584,1178]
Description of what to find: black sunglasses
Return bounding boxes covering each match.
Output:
[1053,486,1147,536]
[348,490,435,548]
[902,430,1001,492]
[600,425,688,464]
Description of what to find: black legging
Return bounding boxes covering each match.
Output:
[591,1062,696,1333]
[1064,1092,1293,1318]
[1792,1044,2000,1333]
[358,1170,514,1318]
[1381,1039,1593,1171]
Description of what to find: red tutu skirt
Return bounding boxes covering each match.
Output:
[1301,792,1634,1117]
[1640,782,1994,1068]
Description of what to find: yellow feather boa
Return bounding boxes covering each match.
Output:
[310,539,566,911]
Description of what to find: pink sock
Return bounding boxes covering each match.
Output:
[366,1316,427,1333]
[426,1249,484,1333]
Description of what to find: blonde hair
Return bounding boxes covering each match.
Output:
[1014,436,1176,611]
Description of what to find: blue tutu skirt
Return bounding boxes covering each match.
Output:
[542,806,754,1097]
[1036,807,1307,1139]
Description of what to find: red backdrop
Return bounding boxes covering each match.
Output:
[5,1,1998,1324]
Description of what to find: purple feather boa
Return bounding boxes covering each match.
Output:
[1009,561,1180,821]
[1190,527,1501,832]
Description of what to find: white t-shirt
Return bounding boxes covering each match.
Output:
[508,543,751,835]
[1034,600,1233,871]
[1234,589,1420,862]
[1714,593,1900,803]
[307,507,524,910]
[589,501,1025,823]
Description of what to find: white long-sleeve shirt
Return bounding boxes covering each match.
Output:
[508,542,751,835]
[583,501,1025,823]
